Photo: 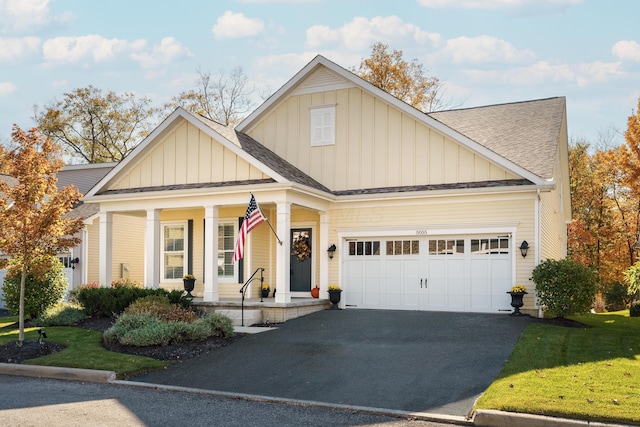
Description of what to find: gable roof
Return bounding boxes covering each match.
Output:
[237,55,553,185]
[429,97,565,180]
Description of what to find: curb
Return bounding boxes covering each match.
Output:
[474,409,636,427]
[0,363,116,383]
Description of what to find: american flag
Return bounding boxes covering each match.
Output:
[232,194,266,263]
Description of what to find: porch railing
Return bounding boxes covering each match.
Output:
[238,267,264,326]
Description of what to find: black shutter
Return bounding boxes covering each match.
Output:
[187,219,193,275]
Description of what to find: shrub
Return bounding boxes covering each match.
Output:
[33,302,87,326]
[125,295,199,323]
[531,258,597,318]
[111,278,142,289]
[77,287,177,318]
[623,262,640,298]
[1,256,68,320]
[630,301,640,317]
[601,281,631,312]
[200,312,235,338]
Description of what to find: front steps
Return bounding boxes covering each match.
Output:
[194,298,331,325]
[214,308,262,326]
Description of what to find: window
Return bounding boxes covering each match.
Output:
[218,223,235,278]
[386,240,419,255]
[471,237,509,255]
[310,106,335,146]
[428,239,464,255]
[348,240,380,256]
[162,223,186,280]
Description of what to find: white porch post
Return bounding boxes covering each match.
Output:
[275,202,291,303]
[144,209,161,289]
[99,211,113,287]
[319,211,330,294]
[203,205,219,302]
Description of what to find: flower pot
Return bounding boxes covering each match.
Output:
[311,287,320,298]
[183,278,195,298]
[507,291,527,316]
[328,289,342,310]
[261,289,270,298]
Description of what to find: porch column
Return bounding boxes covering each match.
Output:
[144,209,161,289]
[319,211,330,295]
[99,211,113,287]
[275,202,291,303]
[203,205,219,302]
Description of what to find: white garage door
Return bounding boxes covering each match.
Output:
[343,236,512,313]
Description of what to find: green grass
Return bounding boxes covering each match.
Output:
[475,311,640,425]
[1,315,167,377]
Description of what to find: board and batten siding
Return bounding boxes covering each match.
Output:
[247,86,517,192]
[109,120,266,191]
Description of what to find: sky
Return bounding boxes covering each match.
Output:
[1,0,639,149]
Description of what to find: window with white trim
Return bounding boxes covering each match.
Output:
[310,106,335,146]
[218,222,235,278]
[162,222,187,280]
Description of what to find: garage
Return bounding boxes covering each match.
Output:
[342,235,513,313]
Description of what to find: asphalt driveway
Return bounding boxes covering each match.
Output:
[132,309,530,417]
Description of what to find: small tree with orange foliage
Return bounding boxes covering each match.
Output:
[0,125,83,344]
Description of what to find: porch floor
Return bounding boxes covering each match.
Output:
[192,297,331,324]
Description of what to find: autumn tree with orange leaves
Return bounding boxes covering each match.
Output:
[0,126,83,344]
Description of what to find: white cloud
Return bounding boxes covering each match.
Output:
[0,82,17,97]
[212,11,265,39]
[612,40,640,61]
[42,35,139,63]
[306,15,441,52]
[0,0,72,33]
[432,35,535,64]
[465,60,623,87]
[130,37,192,69]
[0,37,40,62]
[417,0,582,10]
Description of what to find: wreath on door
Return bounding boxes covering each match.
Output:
[292,235,311,262]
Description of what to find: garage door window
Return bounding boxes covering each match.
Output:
[429,239,464,255]
[386,240,419,255]
[349,240,380,256]
[471,237,509,255]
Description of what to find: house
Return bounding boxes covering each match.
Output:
[82,55,570,318]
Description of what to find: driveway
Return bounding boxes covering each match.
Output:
[132,309,530,417]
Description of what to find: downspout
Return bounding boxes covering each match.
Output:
[536,188,543,318]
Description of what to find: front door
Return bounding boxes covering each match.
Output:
[290,228,312,292]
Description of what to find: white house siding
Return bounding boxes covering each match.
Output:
[247,85,518,192]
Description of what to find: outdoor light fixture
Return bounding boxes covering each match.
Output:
[327,244,337,259]
[70,257,79,269]
[519,241,529,258]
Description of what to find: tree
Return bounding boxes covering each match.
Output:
[0,125,83,344]
[34,86,160,163]
[165,67,256,127]
[354,42,445,112]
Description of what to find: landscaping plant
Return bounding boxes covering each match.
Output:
[531,258,597,318]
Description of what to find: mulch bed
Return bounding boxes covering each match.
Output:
[0,316,245,365]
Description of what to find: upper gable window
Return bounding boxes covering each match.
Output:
[310,106,335,146]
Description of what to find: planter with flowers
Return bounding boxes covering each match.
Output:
[183,274,196,298]
[328,285,342,310]
[507,285,527,316]
[261,283,270,298]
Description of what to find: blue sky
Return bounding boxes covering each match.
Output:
[1,0,639,149]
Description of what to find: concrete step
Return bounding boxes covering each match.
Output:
[214,308,262,327]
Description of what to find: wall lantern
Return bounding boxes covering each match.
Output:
[327,244,337,259]
[519,241,529,258]
[70,257,80,269]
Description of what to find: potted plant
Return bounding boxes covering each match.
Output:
[328,284,342,310]
[183,274,196,298]
[261,283,270,298]
[507,285,527,316]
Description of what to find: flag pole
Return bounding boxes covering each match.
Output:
[252,193,283,246]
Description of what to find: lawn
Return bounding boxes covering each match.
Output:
[0,315,167,377]
[475,311,640,425]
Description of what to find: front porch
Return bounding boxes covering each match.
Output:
[193,297,331,326]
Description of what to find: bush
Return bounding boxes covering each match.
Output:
[623,262,640,298]
[531,258,597,318]
[125,295,199,323]
[77,287,170,318]
[630,301,640,317]
[33,302,87,326]
[601,281,631,312]
[200,312,235,338]
[1,256,68,320]
[111,278,142,289]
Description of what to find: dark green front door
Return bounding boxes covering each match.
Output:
[290,228,312,292]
